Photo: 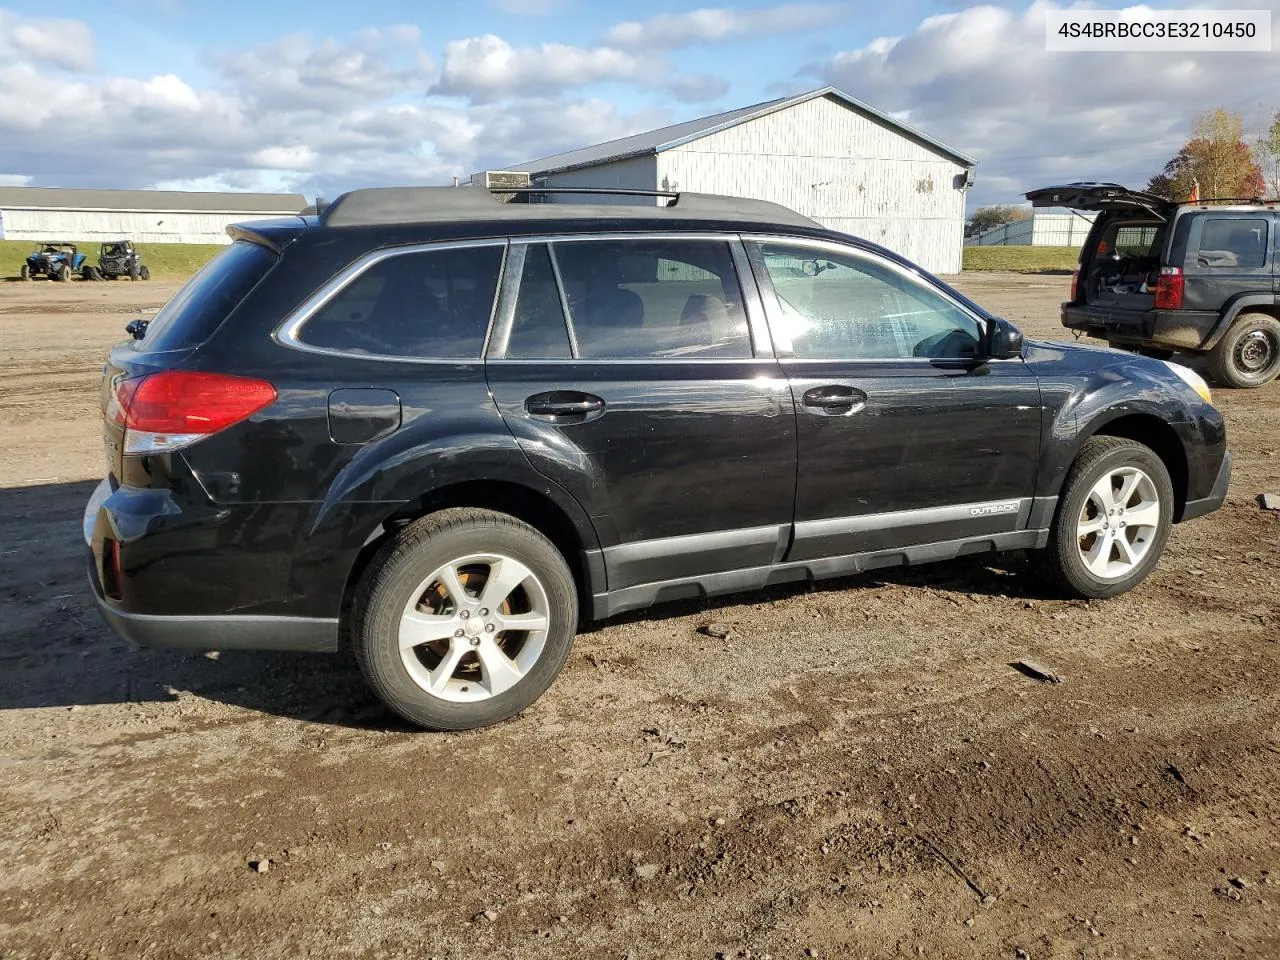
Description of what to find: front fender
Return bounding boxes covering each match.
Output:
[1027,342,1200,500]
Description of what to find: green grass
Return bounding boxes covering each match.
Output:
[963,245,1081,273]
[2,240,223,281]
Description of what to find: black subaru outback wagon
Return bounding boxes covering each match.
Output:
[1029,182,1280,387]
[85,187,1230,730]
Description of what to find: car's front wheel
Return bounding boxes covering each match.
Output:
[353,508,577,730]
[19,264,29,280]
[1033,437,1174,599]
[1207,312,1280,388]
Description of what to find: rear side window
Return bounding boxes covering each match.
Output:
[550,239,752,359]
[136,240,277,352]
[1196,218,1268,268]
[299,245,503,359]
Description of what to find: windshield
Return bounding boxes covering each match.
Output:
[136,240,278,352]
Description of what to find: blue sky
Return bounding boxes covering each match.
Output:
[2,1,1278,208]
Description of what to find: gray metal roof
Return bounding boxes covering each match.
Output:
[0,186,307,213]
[511,86,975,176]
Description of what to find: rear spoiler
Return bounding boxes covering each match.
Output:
[225,217,309,253]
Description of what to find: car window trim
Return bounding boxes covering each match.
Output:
[485,232,769,362]
[274,238,509,364]
[744,234,989,361]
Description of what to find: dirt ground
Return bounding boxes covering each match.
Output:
[1,273,1277,959]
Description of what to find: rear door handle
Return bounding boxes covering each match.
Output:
[803,385,867,415]
[525,391,605,421]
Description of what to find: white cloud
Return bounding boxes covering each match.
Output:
[0,20,678,199]
[806,1,1280,206]
[605,3,846,50]
[433,34,654,102]
[0,11,94,71]
[0,174,32,186]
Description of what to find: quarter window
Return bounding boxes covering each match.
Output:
[550,239,752,359]
[755,242,983,360]
[299,245,503,359]
[1196,218,1268,269]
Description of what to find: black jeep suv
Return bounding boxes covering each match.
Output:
[1028,182,1280,387]
[85,186,1230,730]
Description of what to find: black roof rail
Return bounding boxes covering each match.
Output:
[318,185,820,230]
[1177,196,1277,207]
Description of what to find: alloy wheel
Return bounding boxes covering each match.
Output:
[1076,466,1161,580]
[398,553,550,702]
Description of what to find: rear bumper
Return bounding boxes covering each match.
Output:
[89,564,338,652]
[1062,304,1218,350]
[84,476,340,652]
[1179,451,1231,523]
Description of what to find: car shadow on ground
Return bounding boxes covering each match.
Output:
[0,478,1062,731]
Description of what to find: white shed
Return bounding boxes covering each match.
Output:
[0,187,307,245]
[508,87,975,274]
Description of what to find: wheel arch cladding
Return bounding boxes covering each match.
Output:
[1084,414,1188,518]
[1205,297,1280,349]
[339,478,598,642]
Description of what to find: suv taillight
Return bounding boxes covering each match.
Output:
[1154,266,1184,310]
[1070,268,1080,301]
[111,371,276,455]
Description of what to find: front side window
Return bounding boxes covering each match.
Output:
[754,242,983,360]
[1196,218,1268,269]
[549,238,752,359]
[299,245,503,359]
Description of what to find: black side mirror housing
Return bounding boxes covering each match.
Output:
[125,319,149,341]
[987,317,1024,360]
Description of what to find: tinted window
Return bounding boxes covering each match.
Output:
[506,245,572,359]
[300,245,503,358]
[756,242,982,360]
[1197,218,1268,268]
[551,239,751,359]
[137,240,277,352]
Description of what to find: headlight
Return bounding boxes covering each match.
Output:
[1162,360,1212,405]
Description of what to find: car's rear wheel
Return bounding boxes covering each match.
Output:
[1033,436,1173,599]
[1207,312,1280,388]
[353,508,577,730]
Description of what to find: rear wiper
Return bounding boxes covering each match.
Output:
[125,319,149,340]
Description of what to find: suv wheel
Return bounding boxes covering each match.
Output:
[1033,437,1173,599]
[1207,312,1280,388]
[353,508,577,730]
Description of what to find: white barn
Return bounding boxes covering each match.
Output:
[0,187,307,245]
[509,87,975,274]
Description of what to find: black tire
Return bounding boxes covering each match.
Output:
[19,264,29,281]
[128,265,140,281]
[1207,312,1280,388]
[353,508,577,730]
[1032,437,1174,599]
[58,264,71,281]
[139,265,150,280]
[82,266,99,281]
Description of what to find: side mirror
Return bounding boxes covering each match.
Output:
[125,318,149,341]
[986,317,1024,360]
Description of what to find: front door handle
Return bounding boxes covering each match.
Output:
[802,385,867,415]
[525,391,605,421]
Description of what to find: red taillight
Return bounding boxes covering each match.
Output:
[113,371,276,454]
[1154,266,1184,310]
[1070,268,1080,301]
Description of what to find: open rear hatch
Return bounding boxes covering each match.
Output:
[1025,182,1172,217]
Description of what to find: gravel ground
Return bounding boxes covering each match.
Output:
[1,272,1277,959]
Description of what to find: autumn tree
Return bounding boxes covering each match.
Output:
[966,204,1030,236]
[1147,109,1265,201]
[1254,110,1280,199]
